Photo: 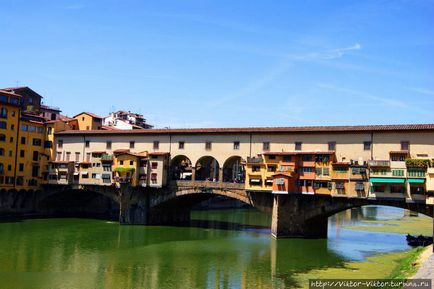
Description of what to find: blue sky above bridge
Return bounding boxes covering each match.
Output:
[1,0,433,127]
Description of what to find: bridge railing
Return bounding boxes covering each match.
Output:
[170,180,245,190]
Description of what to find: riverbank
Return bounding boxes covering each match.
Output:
[294,247,428,288]
[345,214,433,236]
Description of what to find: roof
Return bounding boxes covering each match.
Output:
[264,151,335,155]
[148,152,170,156]
[272,172,293,177]
[55,123,434,136]
[101,125,120,130]
[1,86,43,99]
[0,89,22,98]
[73,112,103,119]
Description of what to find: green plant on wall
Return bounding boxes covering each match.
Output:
[115,167,135,174]
[405,158,431,168]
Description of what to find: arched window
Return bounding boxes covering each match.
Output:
[0,163,3,173]
[0,134,5,141]
[0,107,7,118]
[0,148,4,156]
[0,121,6,129]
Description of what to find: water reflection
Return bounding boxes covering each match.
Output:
[0,206,415,289]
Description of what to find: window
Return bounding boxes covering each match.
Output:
[130,160,134,166]
[301,155,313,161]
[7,164,11,171]
[282,155,292,162]
[252,165,260,172]
[267,165,276,172]
[178,141,184,149]
[399,155,405,161]
[21,137,26,145]
[263,142,270,151]
[249,178,262,186]
[280,165,291,172]
[401,141,409,151]
[151,162,158,169]
[9,137,13,143]
[0,148,4,156]
[295,142,302,151]
[410,186,425,194]
[130,141,135,149]
[355,182,364,191]
[58,140,63,148]
[323,168,330,176]
[205,141,212,150]
[66,152,71,161]
[408,169,425,177]
[21,124,28,131]
[0,134,5,141]
[392,169,404,176]
[10,124,14,130]
[363,141,371,151]
[75,152,80,162]
[33,151,39,161]
[0,107,7,118]
[268,154,276,160]
[328,141,336,151]
[29,126,36,132]
[47,127,53,135]
[301,167,313,173]
[85,141,90,148]
[20,150,25,157]
[153,141,159,150]
[32,138,42,146]
[32,166,39,177]
[391,155,398,161]
[37,127,43,133]
[373,185,385,193]
[106,141,112,149]
[151,173,158,184]
[233,141,240,150]
[316,168,322,175]
[120,160,124,165]
[8,150,11,157]
[0,121,7,129]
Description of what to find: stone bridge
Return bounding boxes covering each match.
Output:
[0,182,432,238]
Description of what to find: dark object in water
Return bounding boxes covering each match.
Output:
[406,234,433,247]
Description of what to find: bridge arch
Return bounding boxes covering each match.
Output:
[222,156,245,183]
[170,155,193,180]
[195,156,220,181]
[37,187,120,220]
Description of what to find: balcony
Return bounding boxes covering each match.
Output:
[368,160,390,167]
[101,154,113,162]
[247,157,263,164]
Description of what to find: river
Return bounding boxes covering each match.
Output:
[0,206,418,289]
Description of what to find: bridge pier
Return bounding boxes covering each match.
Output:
[271,194,328,238]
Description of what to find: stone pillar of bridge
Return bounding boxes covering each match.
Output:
[218,167,223,182]
[118,185,149,224]
[271,194,328,238]
[191,168,196,181]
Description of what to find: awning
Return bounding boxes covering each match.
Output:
[73,172,79,176]
[407,178,425,184]
[370,178,405,184]
[250,179,261,183]
[81,172,88,175]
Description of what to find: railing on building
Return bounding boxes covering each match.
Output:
[368,160,391,167]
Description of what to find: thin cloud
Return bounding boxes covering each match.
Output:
[405,87,434,96]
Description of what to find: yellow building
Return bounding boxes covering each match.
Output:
[112,150,147,187]
[74,112,103,130]
[314,153,334,195]
[45,117,79,160]
[0,90,21,188]
[15,114,48,189]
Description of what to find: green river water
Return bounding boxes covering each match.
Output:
[0,206,422,289]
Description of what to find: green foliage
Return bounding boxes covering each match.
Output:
[387,247,424,280]
[114,167,135,173]
[405,158,431,168]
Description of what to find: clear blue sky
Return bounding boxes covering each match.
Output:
[1,0,433,128]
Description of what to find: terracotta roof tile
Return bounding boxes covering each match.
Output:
[55,124,434,136]
[73,112,103,119]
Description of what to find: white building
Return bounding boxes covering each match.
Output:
[103,111,153,130]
